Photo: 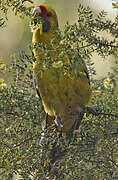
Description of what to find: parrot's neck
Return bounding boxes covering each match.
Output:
[32,29,60,64]
[32,29,58,45]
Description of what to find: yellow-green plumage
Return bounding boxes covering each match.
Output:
[32,5,92,132]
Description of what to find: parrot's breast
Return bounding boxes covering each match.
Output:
[33,65,92,119]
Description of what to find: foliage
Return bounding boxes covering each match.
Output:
[112,0,118,9]
[0,0,33,26]
[0,3,118,180]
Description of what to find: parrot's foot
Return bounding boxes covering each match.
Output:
[54,115,63,129]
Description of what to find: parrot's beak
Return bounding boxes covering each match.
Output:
[30,7,51,34]
[33,7,42,17]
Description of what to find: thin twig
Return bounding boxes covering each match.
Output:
[84,106,118,118]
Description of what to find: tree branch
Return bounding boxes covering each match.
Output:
[84,106,118,118]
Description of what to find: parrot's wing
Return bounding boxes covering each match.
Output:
[78,55,90,85]
[33,75,54,127]
[84,65,90,85]
[33,76,41,99]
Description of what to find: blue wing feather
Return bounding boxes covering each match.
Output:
[33,76,41,99]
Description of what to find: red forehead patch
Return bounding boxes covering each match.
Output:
[36,5,47,14]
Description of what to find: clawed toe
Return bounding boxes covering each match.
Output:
[54,115,63,129]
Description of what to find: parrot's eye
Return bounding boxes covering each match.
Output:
[47,12,52,17]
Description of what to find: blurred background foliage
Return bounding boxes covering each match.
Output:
[0,0,118,180]
[0,0,117,80]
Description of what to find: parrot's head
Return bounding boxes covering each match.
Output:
[31,5,58,43]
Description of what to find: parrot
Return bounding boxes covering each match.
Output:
[31,5,92,134]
